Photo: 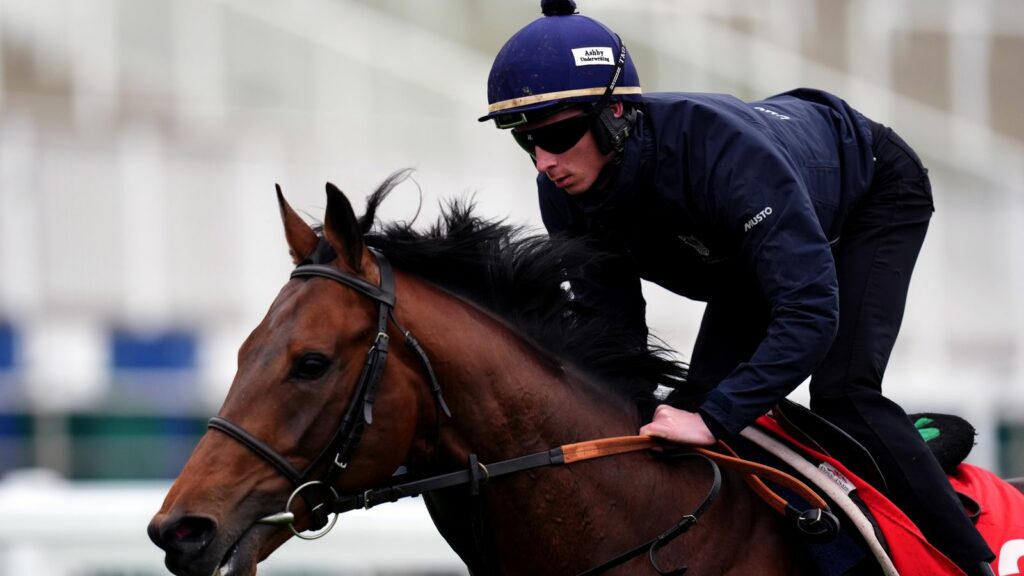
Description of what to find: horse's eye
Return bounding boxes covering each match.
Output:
[291,353,331,380]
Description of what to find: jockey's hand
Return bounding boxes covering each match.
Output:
[639,405,717,446]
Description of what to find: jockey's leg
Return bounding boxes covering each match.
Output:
[809,124,994,574]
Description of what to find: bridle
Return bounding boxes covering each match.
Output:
[204,244,837,573]
[207,247,451,539]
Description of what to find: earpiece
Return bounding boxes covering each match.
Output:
[591,104,636,155]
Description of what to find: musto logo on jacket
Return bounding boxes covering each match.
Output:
[744,206,774,232]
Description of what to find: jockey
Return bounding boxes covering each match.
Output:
[479,1,996,574]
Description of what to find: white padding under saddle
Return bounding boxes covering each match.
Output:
[740,426,900,576]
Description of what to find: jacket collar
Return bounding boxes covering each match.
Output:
[573,109,652,220]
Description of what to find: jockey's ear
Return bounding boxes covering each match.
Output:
[324,182,366,272]
[276,184,318,265]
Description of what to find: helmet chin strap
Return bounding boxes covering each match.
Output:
[591,36,628,113]
[589,36,636,155]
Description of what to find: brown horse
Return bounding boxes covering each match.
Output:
[148,174,812,575]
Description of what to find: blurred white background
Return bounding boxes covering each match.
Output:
[1,0,1022,574]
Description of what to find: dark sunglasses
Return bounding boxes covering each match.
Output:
[511,114,592,156]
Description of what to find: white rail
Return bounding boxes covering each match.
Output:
[0,471,466,575]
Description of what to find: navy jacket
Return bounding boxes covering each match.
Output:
[539,88,877,437]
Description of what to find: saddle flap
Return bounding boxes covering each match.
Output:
[773,399,890,495]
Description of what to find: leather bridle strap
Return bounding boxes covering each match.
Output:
[332,446,569,513]
[207,248,452,532]
[692,444,829,511]
[330,435,828,575]
[329,436,722,576]
[331,435,824,516]
[208,415,304,486]
[579,452,720,576]
[288,248,396,481]
[289,264,395,307]
[332,436,663,512]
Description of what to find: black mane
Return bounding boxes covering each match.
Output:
[357,171,690,410]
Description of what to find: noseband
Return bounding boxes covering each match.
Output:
[207,247,450,539]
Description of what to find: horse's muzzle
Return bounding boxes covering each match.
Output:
[148,511,222,576]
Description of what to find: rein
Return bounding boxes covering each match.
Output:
[208,248,837,573]
[256,433,831,575]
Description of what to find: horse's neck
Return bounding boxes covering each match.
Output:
[398,278,797,575]
[403,280,638,464]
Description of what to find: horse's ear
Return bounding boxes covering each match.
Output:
[324,182,366,271]
[276,184,318,265]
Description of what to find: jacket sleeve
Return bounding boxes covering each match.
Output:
[692,113,840,438]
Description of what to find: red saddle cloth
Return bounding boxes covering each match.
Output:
[948,464,1024,576]
[756,416,1024,576]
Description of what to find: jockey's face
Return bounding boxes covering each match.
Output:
[515,104,621,196]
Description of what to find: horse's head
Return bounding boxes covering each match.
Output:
[147,174,696,575]
[148,183,443,576]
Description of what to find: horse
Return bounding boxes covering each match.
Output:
[146,172,836,575]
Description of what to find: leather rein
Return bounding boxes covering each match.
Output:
[205,248,836,575]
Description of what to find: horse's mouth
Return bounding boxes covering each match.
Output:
[212,525,263,576]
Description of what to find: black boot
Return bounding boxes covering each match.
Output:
[963,561,996,576]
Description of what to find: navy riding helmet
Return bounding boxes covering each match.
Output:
[479,0,642,132]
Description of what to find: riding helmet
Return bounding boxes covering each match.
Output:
[478,0,642,129]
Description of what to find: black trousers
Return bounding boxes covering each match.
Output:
[686,123,994,568]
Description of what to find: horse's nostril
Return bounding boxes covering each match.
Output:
[151,513,218,555]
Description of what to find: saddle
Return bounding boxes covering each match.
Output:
[744,401,984,575]
[771,399,889,494]
[770,399,978,493]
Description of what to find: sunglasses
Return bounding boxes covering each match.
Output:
[511,114,593,156]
